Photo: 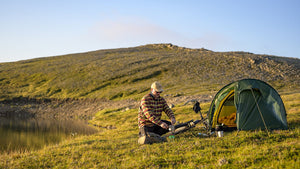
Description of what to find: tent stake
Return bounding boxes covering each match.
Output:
[250,88,270,137]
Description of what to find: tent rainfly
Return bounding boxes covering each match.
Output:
[207,79,288,131]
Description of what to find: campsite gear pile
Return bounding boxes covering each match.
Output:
[138,79,288,144]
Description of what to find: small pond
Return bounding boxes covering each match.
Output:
[0,117,98,153]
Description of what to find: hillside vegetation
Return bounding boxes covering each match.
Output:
[0,44,299,101]
[1,92,299,168]
[0,44,299,168]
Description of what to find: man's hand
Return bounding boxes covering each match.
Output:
[171,117,176,125]
[160,122,169,129]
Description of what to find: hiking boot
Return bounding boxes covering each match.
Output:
[138,132,166,144]
[138,136,147,144]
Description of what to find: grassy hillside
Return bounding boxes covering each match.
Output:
[0,44,299,101]
[1,92,299,168]
[0,44,299,168]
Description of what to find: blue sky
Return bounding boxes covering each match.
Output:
[1,0,299,63]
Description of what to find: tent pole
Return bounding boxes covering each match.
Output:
[250,88,270,137]
[235,130,240,137]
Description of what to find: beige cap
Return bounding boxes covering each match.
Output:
[151,81,164,92]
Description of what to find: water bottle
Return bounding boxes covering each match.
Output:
[169,125,175,139]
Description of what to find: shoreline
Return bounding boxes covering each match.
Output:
[0,94,214,121]
[0,97,138,121]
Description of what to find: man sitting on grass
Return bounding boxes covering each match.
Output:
[138,81,176,144]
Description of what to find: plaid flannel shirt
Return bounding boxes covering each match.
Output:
[138,93,174,128]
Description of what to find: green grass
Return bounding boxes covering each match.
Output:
[0,44,299,101]
[1,92,299,168]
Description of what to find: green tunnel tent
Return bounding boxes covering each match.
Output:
[208,79,288,131]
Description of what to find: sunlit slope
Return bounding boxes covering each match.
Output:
[0,44,299,100]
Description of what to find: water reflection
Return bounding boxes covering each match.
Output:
[0,117,98,153]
